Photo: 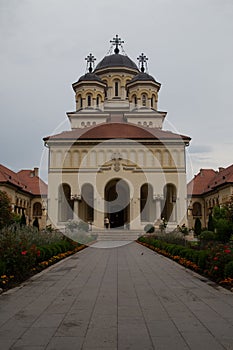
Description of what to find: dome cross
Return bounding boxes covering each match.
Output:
[85,53,96,73]
[110,34,124,54]
[137,53,148,73]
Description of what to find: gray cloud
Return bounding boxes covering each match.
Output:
[188,145,213,154]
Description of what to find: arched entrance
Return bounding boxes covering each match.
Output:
[105,179,130,229]
[140,183,155,222]
[162,184,177,222]
[58,183,73,222]
[79,183,94,223]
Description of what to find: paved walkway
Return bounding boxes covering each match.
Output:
[1,242,233,350]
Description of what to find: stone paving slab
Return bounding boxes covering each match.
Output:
[1,241,233,349]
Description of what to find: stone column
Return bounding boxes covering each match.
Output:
[93,196,105,230]
[130,197,141,229]
[155,198,162,221]
[170,200,177,222]
[73,199,79,221]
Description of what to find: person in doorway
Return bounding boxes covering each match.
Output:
[104,217,110,229]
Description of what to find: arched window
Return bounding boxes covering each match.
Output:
[33,202,42,217]
[151,94,156,108]
[77,95,83,109]
[96,96,100,107]
[192,202,202,217]
[140,184,154,222]
[133,95,137,106]
[58,184,73,222]
[87,94,92,107]
[162,184,177,222]
[80,184,94,222]
[142,94,147,106]
[115,81,119,97]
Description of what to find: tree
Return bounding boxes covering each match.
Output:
[20,211,27,226]
[0,190,13,229]
[194,217,202,236]
[213,205,233,242]
[215,218,232,243]
[207,213,214,232]
[33,217,39,230]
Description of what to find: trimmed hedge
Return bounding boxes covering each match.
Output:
[37,240,74,262]
[138,236,209,270]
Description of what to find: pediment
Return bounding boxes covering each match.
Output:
[99,159,140,173]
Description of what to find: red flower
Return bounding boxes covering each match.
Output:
[21,250,27,255]
[213,257,218,261]
[37,250,41,257]
[214,266,218,271]
[224,249,231,254]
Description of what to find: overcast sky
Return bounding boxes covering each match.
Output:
[0,0,232,182]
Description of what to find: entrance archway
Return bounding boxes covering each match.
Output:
[162,184,177,222]
[105,179,130,229]
[79,183,94,223]
[58,183,73,222]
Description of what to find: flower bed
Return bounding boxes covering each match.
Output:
[137,236,233,289]
[0,224,91,291]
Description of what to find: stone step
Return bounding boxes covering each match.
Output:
[94,230,142,241]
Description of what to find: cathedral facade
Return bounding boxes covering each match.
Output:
[44,36,190,231]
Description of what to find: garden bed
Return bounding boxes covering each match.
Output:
[0,224,96,292]
[137,235,233,291]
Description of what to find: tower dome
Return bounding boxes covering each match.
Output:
[77,72,104,84]
[95,53,138,72]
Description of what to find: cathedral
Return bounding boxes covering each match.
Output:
[44,35,190,232]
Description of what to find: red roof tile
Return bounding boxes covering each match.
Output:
[188,164,233,196]
[44,122,191,142]
[0,164,47,196]
[18,170,47,196]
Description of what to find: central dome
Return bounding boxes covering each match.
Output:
[95,54,139,71]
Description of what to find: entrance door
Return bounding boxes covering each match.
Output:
[109,205,125,228]
[105,179,130,229]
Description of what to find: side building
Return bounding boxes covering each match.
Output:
[187,164,233,228]
[0,164,47,229]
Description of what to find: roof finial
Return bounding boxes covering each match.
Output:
[85,53,96,73]
[137,53,148,73]
[110,34,124,54]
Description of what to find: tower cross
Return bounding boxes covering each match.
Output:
[110,35,124,54]
[85,53,96,73]
[137,53,148,73]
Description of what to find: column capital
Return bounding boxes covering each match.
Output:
[153,194,164,200]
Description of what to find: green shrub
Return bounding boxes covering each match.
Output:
[199,230,216,242]
[0,260,6,275]
[78,220,89,232]
[207,214,214,232]
[215,219,232,243]
[144,224,155,233]
[155,231,185,246]
[172,246,184,256]
[224,261,233,278]
[197,251,209,270]
[0,191,13,229]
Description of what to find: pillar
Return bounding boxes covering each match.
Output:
[155,198,162,221]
